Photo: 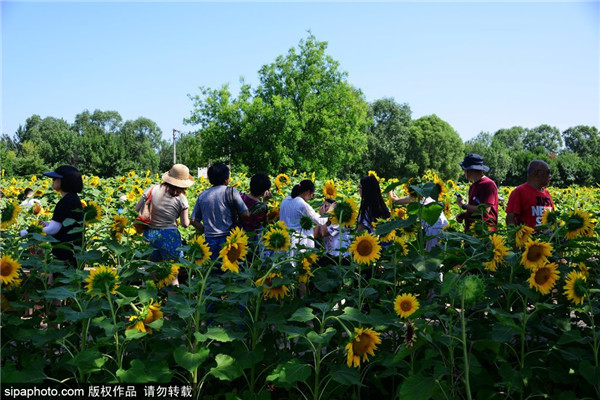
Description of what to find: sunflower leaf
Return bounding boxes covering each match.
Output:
[124,328,148,341]
[288,307,315,322]
[116,359,172,383]
[421,202,443,227]
[195,327,245,343]
[339,307,370,324]
[329,365,365,386]
[174,347,210,373]
[209,354,243,381]
[42,286,78,300]
[306,327,337,345]
[397,374,437,400]
[266,359,311,386]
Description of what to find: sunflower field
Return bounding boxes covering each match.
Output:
[1,170,599,399]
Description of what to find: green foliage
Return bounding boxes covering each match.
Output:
[404,114,464,180]
[361,98,412,179]
[185,34,369,177]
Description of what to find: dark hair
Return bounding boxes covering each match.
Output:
[56,165,83,193]
[358,175,390,224]
[250,173,271,197]
[291,180,315,198]
[19,188,34,201]
[207,163,230,186]
[325,198,336,204]
[162,182,186,197]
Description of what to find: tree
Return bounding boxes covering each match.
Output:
[362,98,412,179]
[493,126,526,152]
[185,34,369,177]
[562,125,600,158]
[523,124,562,154]
[403,115,464,180]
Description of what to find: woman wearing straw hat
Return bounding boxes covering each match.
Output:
[136,164,194,262]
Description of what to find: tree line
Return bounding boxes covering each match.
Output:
[2,34,598,187]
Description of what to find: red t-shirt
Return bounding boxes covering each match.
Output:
[506,183,554,228]
[465,176,498,231]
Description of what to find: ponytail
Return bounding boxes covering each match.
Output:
[291,179,315,198]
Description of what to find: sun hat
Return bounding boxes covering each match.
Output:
[459,154,490,172]
[162,164,195,188]
[42,165,81,179]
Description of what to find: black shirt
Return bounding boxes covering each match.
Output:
[52,192,83,245]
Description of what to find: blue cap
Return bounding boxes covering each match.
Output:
[459,154,490,172]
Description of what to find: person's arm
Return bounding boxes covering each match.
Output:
[305,201,328,225]
[43,220,62,235]
[389,191,411,205]
[506,212,517,226]
[179,208,190,228]
[190,219,204,233]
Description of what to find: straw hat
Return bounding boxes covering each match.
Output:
[162,164,194,188]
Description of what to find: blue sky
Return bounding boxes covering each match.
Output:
[2,1,599,144]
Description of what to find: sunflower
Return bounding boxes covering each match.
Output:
[1,255,21,286]
[528,263,560,295]
[489,234,509,265]
[521,240,553,270]
[1,201,21,229]
[565,209,595,239]
[83,201,102,225]
[273,173,291,190]
[219,227,249,273]
[89,176,100,187]
[349,233,381,264]
[190,235,212,266]
[373,218,396,243]
[299,215,314,230]
[563,270,587,305]
[329,197,358,228]
[404,320,418,348]
[127,299,163,334]
[85,265,120,297]
[394,207,408,220]
[267,202,280,224]
[541,209,561,229]
[576,262,589,278]
[32,202,43,215]
[394,293,420,318]
[263,224,291,252]
[432,174,447,200]
[34,188,45,196]
[155,264,180,289]
[256,272,290,301]
[110,215,128,242]
[127,170,136,178]
[392,236,409,256]
[345,327,382,368]
[322,180,337,199]
[299,253,318,283]
[515,225,534,248]
[367,170,379,181]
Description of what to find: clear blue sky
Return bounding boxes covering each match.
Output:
[2,1,599,144]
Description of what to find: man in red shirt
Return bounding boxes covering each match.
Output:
[506,160,554,228]
[456,154,499,232]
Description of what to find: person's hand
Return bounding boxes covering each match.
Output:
[388,190,400,202]
[39,221,49,228]
[319,202,329,215]
[263,190,273,201]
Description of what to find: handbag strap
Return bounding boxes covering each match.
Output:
[147,185,156,203]
[226,187,239,225]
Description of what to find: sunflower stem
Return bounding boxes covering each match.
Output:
[105,284,122,371]
[460,289,472,400]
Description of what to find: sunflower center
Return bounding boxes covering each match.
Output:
[534,267,551,285]
[356,240,373,256]
[227,245,242,263]
[352,334,371,355]
[400,300,412,312]
[573,278,587,298]
[527,245,544,262]
[1,261,12,277]
[567,216,584,230]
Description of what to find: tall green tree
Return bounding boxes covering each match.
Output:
[562,125,599,158]
[403,114,464,180]
[523,124,562,154]
[185,34,369,177]
[362,98,412,179]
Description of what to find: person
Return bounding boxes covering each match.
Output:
[41,165,84,265]
[241,173,272,235]
[19,188,41,208]
[388,191,448,252]
[505,160,554,228]
[456,154,498,232]
[279,180,328,256]
[136,164,194,263]
[190,163,250,260]
[313,199,352,265]
[357,175,390,233]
